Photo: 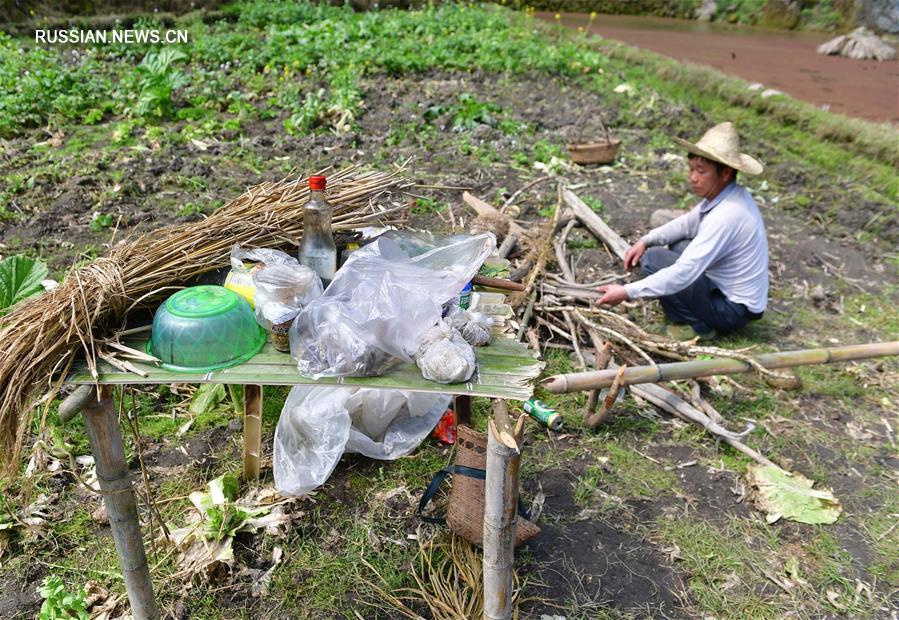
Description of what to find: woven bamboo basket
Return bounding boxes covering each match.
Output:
[567,108,620,165]
[567,139,621,165]
[446,425,540,547]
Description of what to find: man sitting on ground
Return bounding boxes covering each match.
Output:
[595,122,768,339]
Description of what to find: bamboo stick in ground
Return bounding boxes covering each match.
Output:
[243,385,263,481]
[541,341,899,393]
[585,365,626,428]
[82,386,158,619]
[483,400,526,620]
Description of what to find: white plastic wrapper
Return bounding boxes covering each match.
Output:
[273,386,450,496]
[290,232,495,378]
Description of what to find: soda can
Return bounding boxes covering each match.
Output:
[523,399,563,431]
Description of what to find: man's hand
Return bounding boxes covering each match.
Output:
[624,240,647,271]
[596,284,629,307]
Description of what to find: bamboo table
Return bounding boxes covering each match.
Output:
[65,335,543,619]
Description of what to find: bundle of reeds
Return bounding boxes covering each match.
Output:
[0,165,413,477]
[363,532,530,620]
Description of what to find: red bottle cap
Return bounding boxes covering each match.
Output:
[309,175,326,191]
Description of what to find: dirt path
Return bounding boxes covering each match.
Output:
[539,12,899,123]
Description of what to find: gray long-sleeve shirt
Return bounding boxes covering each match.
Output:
[623,182,769,313]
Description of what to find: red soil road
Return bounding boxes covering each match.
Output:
[538,12,899,124]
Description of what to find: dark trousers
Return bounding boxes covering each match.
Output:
[639,241,758,335]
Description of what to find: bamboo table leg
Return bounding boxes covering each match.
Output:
[482,421,522,620]
[454,394,472,427]
[243,385,263,481]
[82,386,159,620]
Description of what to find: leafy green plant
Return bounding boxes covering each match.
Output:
[412,197,445,215]
[582,195,604,214]
[89,212,114,232]
[37,576,89,620]
[284,88,326,135]
[134,49,189,119]
[0,255,48,316]
[168,474,288,576]
[451,93,499,130]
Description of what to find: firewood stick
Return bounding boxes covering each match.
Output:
[512,185,564,307]
[562,311,586,371]
[462,191,525,236]
[585,365,626,428]
[497,234,518,259]
[472,275,526,291]
[552,219,578,284]
[630,381,779,470]
[561,187,629,260]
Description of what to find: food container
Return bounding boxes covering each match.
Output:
[269,317,295,353]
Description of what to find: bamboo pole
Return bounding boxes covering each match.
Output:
[82,386,159,620]
[483,401,525,620]
[541,341,899,393]
[243,385,263,481]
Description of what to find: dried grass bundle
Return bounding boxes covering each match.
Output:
[362,532,532,620]
[0,165,413,478]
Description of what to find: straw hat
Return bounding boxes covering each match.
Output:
[673,122,764,176]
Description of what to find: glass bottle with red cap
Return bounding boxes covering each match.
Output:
[299,175,337,287]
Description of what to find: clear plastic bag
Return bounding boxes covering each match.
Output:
[273,387,450,496]
[449,309,494,347]
[290,232,495,378]
[414,319,477,384]
[225,243,321,310]
[253,263,322,327]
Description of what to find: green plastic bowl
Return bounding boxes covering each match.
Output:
[149,285,266,373]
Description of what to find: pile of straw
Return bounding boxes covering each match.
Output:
[0,165,412,477]
[363,532,530,620]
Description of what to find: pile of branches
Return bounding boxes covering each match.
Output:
[0,165,413,478]
[486,184,788,467]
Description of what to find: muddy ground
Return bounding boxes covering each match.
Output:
[1,68,897,619]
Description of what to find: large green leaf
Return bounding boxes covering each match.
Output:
[0,255,48,315]
[189,383,226,415]
[748,464,842,525]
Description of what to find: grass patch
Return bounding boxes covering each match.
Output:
[576,441,680,506]
[653,517,780,618]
